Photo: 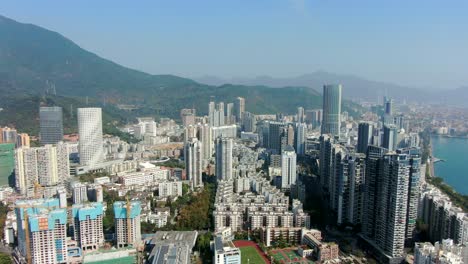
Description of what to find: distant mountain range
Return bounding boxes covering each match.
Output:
[0,14,366,129]
[196,72,468,106]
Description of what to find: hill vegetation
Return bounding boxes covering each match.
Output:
[0,14,362,130]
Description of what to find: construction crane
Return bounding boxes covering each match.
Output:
[126,195,132,246]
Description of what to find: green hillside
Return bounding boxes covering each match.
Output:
[0,14,361,130]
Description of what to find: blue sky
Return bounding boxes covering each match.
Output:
[2,0,468,89]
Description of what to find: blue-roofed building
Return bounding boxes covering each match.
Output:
[72,202,105,251]
[15,198,68,264]
[113,201,142,248]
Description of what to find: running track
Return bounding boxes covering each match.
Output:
[233,240,271,264]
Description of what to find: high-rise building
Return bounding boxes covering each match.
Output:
[384,97,393,116]
[383,125,398,151]
[1,127,17,144]
[241,112,256,133]
[362,145,387,236]
[72,182,88,204]
[215,137,233,181]
[357,122,374,154]
[281,146,297,190]
[397,148,422,241]
[87,184,104,203]
[15,144,70,197]
[321,84,342,137]
[362,153,410,263]
[319,135,334,192]
[305,109,322,127]
[15,198,68,264]
[77,108,104,166]
[40,106,63,145]
[185,138,203,189]
[114,201,142,248]
[226,103,234,125]
[209,102,225,127]
[268,122,286,153]
[383,97,394,126]
[16,133,30,148]
[72,202,104,251]
[0,143,15,186]
[335,153,366,225]
[297,107,305,123]
[180,108,196,127]
[295,123,306,155]
[197,124,213,160]
[234,97,245,123]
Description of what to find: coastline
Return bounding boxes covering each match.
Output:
[424,135,468,212]
[432,134,468,140]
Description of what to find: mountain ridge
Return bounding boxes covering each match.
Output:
[0,14,365,128]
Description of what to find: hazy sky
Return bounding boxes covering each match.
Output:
[2,0,468,89]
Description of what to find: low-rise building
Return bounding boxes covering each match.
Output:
[213,236,241,264]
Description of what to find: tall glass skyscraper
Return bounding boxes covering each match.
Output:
[321,84,342,137]
[40,106,64,145]
[77,108,104,166]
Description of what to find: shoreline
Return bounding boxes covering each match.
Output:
[428,135,468,198]
[431,134,468,140]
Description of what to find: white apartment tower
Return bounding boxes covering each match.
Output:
[281,145,297,190]
[15,144,70,197]
[77,108,104,166]
[185,138,203,189]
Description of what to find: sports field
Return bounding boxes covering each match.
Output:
[240,246,267,264]
[234,240,270,263]
[270,248,314,264]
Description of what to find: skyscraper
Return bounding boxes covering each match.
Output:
[362,145,388,239]
[72,202,104,251]
[268,122,286,154]
[383,97,394,126]
[295,123,306,155]
[197,124,213,160]
[335,153,366,226]
[16,198,68,264]
[321,84,342,137]
[241,112,256,133]
[40,106,64,145]
[362,151,410,263]
[234,97,245,122]
[357,122,374,154]
[281,145,297,190]
[209,102,225,127]
[383,124,398,151]
[226,103,234,125]
[319,135,334,192]
[215,137,233,181]
[297,107,305,123]
[77,108,104,166]
[114,201,142,248]
[397,147,422,241]
[185,138,203,189]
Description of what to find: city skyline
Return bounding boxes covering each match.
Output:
[2,1,468,89]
